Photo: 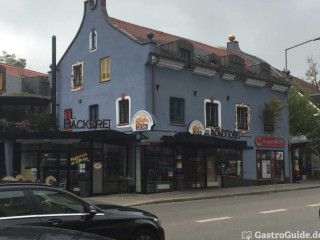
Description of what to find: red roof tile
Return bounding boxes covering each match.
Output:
[109,17,255,66]
[0,62,47,78]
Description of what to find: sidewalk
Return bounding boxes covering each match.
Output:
[86,180,320,207]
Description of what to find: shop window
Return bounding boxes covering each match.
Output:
[235,104,250,132]
[71,61,83,91]
[0,72,3,91]
[205,99,221,129]
[256,150,284,182]
[180,48,191,69]
[64,109,72,131]
[100,57,110,82]
[116,96,131,127]
[89,105,99,121]
[170,97,185,124]
[218,149,242,177]
[89,29,97,52]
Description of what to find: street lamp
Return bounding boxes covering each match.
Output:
[285,37,320,70]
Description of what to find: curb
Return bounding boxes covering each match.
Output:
[127,185,320,207]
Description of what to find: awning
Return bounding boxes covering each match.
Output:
[0,130,134,144]
[161,132,248,148]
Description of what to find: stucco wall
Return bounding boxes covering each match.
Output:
[151,66,290,179]
[56,0,153,131]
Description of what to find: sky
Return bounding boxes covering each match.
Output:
[1,0,320,81]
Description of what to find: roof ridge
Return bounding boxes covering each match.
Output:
[109,17,234,56]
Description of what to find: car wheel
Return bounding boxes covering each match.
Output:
[131,229,158,240]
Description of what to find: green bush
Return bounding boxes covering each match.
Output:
[35,113,53,132]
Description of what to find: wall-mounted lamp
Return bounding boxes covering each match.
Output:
[226,96,230,102]
[193,90,197,97]
[156,84,160,91]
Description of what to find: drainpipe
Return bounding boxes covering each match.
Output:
[51,36,57,130]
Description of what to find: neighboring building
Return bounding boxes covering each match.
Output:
[3,0,291,195]
[0,63,50,178]
[290,77,320,180]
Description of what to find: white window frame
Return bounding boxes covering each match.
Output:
[116,96,131,128]
[89,31,97,52]
[204,99,221,130]
[235,103,250,132]
[71,61,84,91]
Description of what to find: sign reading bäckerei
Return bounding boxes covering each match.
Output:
[131,110,155,132]
[64,119,111,130]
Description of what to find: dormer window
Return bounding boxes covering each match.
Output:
[180,48,191,69]
[89,28,97,52]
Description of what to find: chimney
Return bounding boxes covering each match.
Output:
[227,34,241,51]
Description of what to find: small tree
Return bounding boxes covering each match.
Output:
[0,51,26,68]
[35,113,53,132]
[305,55,319,88]
[263,96,286,132]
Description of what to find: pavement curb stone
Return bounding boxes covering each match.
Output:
[87,182,320,207]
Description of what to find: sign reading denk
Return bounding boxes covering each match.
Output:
[131,110,155,132]
[256,136,285,148]
[188,120,205,135]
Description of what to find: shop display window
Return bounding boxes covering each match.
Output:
[139,145,174,193]
[218,149,242,177]
[256,150,285,182]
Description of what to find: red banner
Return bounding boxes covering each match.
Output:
[255,136,285,148]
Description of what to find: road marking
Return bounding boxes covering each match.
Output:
[196,217,232,223]
[306,203,320,207]
[259,209,288,214]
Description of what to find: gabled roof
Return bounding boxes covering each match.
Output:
[0,62,47,78]
[109,17,255,67]
[292,76,320,95]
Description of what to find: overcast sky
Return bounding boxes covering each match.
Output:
[1,0,320,81]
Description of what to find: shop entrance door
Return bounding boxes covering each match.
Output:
[275,151,285,183]
[182,147,205,189]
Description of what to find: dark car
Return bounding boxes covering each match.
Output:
[0,183,164,240]
[0,224,114,240]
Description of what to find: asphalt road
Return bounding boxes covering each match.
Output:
[137,188,320,240]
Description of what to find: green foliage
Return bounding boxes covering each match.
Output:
[288,84,320,152]
[35,113,52,132]
[216,45,226,50]
[0,51,26,69]
[263,96,286,132]
[305,56,319,88]
[0,119,18,133]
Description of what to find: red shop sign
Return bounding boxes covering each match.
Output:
[255,136,285,148]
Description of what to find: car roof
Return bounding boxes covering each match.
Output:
[0,182,55,188]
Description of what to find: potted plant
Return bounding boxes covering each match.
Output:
[79,173,91,198]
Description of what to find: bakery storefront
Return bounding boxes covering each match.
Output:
[5,129,133,196]
[135,120,248,194]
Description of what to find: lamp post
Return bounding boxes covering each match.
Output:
[285,37,320,70]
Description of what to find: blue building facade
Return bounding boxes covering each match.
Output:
[0,0,290,195]
[48,0,291,195]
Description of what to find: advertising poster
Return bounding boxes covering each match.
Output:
[276,151,284,161]
[262,160,271,178]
